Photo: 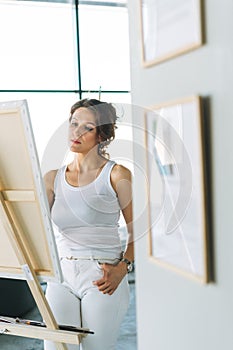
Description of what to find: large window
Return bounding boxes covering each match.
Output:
[0,0,131,158]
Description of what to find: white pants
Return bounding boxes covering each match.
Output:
[44,258,130,350]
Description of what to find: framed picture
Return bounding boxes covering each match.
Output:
[140,0,203,67]
[145,96,209,282]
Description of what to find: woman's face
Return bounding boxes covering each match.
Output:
[69,107,100,154]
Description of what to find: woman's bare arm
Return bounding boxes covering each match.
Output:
[43,170,58,211]
[93,164,134,295]
[111,164,134,264]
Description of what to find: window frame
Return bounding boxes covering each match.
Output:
[0,0,130,100]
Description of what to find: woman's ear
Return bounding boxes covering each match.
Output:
[97,135,102,143]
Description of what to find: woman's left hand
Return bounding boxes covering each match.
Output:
[93,262,127,295]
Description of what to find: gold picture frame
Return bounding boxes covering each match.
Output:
[145,95,210,282]
[140,0,203,67]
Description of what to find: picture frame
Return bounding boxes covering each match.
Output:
[140,0,203,67]
[145,96,209,282]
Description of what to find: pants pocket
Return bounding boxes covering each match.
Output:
[95,260,103,271]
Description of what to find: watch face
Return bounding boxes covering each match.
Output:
[127,263,134,273]
[121,258,134,273]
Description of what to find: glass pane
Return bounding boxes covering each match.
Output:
[0,92,79,162]
[79,4,131,91]
[82,92,131,104]
[79,1,127,5]
[0,1,78,90]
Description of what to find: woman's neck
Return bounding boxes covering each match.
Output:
[71,152,107,172]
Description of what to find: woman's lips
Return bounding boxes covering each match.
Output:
[71,139,81,144]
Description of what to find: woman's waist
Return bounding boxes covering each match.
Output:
[59,225,120,241]
[60,225,118,234]
[55,225,122,259]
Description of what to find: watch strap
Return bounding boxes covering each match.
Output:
[121,258,134,273]
[121,258,131,265]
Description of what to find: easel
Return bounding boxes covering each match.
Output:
[0,100,92,349]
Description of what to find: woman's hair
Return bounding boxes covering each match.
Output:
[69,98,118,157]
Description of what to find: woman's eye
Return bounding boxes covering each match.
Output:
[71,122,78,127]
[85,126,94,131]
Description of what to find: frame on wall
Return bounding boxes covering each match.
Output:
[145,95,210,283]
[140,0,203,67]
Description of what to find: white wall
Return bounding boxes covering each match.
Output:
[128,1,233,349]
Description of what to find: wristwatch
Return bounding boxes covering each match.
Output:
[121,258,134,273]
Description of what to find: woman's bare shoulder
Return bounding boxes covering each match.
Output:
[111,163,132,182]
[43,169,58,189]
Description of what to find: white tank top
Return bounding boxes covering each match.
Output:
[51,160,122,258]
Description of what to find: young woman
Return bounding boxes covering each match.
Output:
[43,99,134,350]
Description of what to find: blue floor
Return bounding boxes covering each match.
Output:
[0,273,137,349]
[117,276,137,350]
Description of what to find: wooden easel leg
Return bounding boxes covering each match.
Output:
[0,194,74,349]
[25,277,69,350]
